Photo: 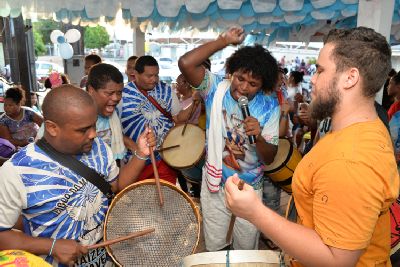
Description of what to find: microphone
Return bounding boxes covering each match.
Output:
[238,96,256,144]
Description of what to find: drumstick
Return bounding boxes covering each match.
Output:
[85,228,155,249]
[226,179,245,244]
[147,124,164,206]
[156,144,180,153]
[181,100,200,136]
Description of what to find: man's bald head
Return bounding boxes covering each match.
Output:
[42,84,96,125]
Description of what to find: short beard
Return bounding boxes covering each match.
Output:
[310,78,341,121]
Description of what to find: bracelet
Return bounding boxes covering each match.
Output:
[134,150,148,161]
[49,239,56,256]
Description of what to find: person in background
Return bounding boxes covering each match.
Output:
[80,54,102,88]
[44,72,69,90]
[30,92,41,114]
[175,74,201,124]
[387,72,400,121]
[382,68,397,111]
[225,26,398,267]
[126,55,138,83]
[0,87,43,147]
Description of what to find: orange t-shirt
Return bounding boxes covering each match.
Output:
[292,119,399,267]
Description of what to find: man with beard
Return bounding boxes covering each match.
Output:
[0,85,155,266]
[225,27,399,266]
[179,27,279,251]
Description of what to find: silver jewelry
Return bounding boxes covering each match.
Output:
[134,150,148,161]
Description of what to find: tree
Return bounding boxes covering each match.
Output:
[84,26,109,49]
[33,30,46,56]
[32,20,62,45]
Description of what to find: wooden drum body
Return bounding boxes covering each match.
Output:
[160,124,205,169]
[264,138,302,193]
[183,250,281,267]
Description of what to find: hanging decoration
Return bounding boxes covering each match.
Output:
[50,29,81,59]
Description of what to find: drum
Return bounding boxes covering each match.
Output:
[182,250,281,267]
[160,124,205,169]
[104,179,201,267]
[0,250,51,266]
[264,138,302,193]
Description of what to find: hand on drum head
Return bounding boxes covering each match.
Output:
[137,126,157,156]
[225,174,262,221]
[52,239,88,266]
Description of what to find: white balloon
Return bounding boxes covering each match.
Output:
[50,30,64,44]
[64,29,81,43]
[59,42,74,59]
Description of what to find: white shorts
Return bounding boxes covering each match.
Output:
[200,174,262,251]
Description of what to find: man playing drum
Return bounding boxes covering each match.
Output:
[179,27,280,251]
[225,27,399,266]
[118,56,193,185]
[0,85,156,266]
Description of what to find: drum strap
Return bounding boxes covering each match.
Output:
[36,138,114,200]
[138,89,174,122]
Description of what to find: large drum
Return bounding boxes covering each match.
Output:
[182,250,282,267]
[160,124,205,169]
[104,179,201,266]
[264,138,302,193]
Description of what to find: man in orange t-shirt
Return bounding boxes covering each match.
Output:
[225,27,399,267]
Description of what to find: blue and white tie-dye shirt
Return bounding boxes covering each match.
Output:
[0,138,119,266]
[117,81,181,163]
[198,70,280,186]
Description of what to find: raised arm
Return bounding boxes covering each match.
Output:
[178,27,245,87]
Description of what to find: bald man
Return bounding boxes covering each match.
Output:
[0,85,155,266]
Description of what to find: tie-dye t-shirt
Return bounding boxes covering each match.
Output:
[198,71,280,186]
[117,81,181,164]
[0,138,119,266]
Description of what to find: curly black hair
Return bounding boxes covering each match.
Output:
[5,87,25,105]
[225,44,278,94]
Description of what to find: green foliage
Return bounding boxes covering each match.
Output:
[84,26,109,49]
[33,30,46,56]
[32,20,61,44]
[307,57,317,65]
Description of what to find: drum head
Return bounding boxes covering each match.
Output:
[104,180,200,266]
[183,250,281,266]
[161,124,205,169]
[264,139,291,171]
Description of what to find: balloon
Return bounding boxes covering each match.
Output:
[57,35,66,44]
[59,42,74,59]
[50,30,64,44]
[65,28,81,43]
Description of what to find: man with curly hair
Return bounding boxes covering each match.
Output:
[179,27,280,251]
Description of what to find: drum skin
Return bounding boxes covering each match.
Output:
[264,139,302,193]
[161,124,205,169]
[182,250,281,267]
[104,179,201,267]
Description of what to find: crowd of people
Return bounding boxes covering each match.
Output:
[0,26,399,267]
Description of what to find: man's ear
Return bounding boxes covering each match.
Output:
[343,67,360,90]
[45,120,59,137]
